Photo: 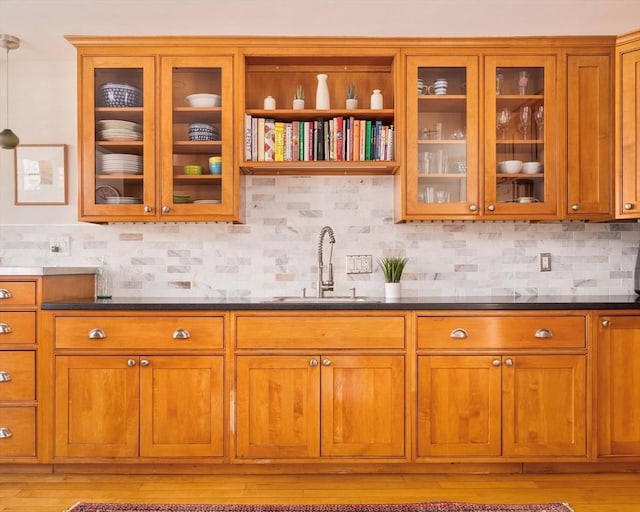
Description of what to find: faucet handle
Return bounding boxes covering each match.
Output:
[349,287,356,299]
[302,287,307,298]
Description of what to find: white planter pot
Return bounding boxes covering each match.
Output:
[293,98,305,110]
[346,98,358,110]
[384,282,401,301]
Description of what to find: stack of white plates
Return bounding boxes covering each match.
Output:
[103,196,143,204]
[193,199,221,204]
[100,153,143,174]
[97,120,142,141]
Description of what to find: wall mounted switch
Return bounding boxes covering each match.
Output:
[539,252,551,272]
[346,255,373,274]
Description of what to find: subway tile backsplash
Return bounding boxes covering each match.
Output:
[1,176,639,298]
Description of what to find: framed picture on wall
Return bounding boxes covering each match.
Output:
[14,144,67,205]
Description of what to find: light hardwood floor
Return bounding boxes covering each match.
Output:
[1,472,639,512]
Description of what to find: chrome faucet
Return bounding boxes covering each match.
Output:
[316,225,336,298]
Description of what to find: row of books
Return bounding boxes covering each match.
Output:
[244,114,395,162]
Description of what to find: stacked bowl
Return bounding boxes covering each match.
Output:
[100,82,142,108]
[188,123,219,141]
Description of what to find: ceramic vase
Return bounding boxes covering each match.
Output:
[293,98,305,110]
[370,89,383,110]
[384,282,401,301]
[264,95,276,110]
[316,74,330,110]
[346,98,358,110]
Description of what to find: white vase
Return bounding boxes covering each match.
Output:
[316,73,330,110]
[346,98,358,110]
[293,98,305,110]
[384,282,401,301]
[370,89,383,110]
[264,95,276,110]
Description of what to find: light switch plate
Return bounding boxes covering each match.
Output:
[539,252,551,272]
[346,255,373,274]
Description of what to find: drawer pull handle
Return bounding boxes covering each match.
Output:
[505,358,514,366]
[601,319,610,328]
[534,328,553,339]
[309,359,318,367]
[0,289,12,299]
[0,427,12,439]
[322,359,331,367]
[173,328,191,340]
[0,323,12,334]
[492,359,501,367]
[450,328,469,339]
[140,359,150,367]
[88,328,106,340]
[0,371,11,382]
[127,359,136,367]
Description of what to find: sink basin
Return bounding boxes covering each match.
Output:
[269,296,381,303]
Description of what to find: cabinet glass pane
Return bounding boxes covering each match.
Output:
[494,66,545,205]
[94,68,145,207]
[170,66,224,205]
[417,67,468,205]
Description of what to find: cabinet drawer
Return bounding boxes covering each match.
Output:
[417,315,586,349]
[0,312,37,345]
[0,351,35,401]
[55,315,224,350]
[0,281,36,306]
[0,407,36,457]
[235,314,406,349]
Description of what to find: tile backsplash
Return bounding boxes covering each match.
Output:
[1,176,639,298]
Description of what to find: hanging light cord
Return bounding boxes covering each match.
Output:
[5,47,9,128]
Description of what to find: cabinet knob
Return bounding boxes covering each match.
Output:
[450,328,469,339]
[534,328,553,339]
[0,288,12,299]
[571,204,579,212]
[309,359,319,367]
[127,359,137,367]
[468,204,478,212]
[505,358,514,366]
[492,359,501,367]
[0,323,12,334]
[322,358,331,367]
[88,328,106,340]
[601,319,611,328]
[624,202,634,210]
[0,371,12,382]
[172,328,191,340]
[487,204,496,212]
[0,427,12,439]
[144,205,153,213]
[140,359,150,367]
[162,205,171,213]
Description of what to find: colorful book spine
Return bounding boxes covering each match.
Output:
[287,122,295,161]
[274,121,285,162]
[257,117,265,161]
[264,119,275,162]
[335,116,344,161]
[353,120,361,162]
[244,114,252,161]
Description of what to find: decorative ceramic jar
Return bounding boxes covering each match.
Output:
[316,74,330,110]
[370,89,383,110]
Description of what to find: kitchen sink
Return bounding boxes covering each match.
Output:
[269,296,382,303]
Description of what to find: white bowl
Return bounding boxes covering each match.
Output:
[497,160,523,174]
[185,93,221,108]
[515,196,539,203]
[522,161,543,174]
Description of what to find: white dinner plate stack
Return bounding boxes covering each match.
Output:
[97,120,143,141]
[103,196,143,204]
[100,153,143,174]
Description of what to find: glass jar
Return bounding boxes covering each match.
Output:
[95,262,112,299]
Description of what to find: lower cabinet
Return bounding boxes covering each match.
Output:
[235,354,405,459]
[55,355,224,458]
[417,354,586,459]
[596,314,640,458]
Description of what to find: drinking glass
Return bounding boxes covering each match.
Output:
[497,108,511,140]
[534,106,544,139]
[518,70,529,95]
[519,105,531,140]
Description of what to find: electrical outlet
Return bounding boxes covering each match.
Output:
[49,236,70,256]
[539,252,551,272]
[346,255,373,274]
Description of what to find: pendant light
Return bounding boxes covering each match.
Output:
[0,34,20,150]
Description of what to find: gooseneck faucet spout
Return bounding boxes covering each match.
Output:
[316,225,336,298]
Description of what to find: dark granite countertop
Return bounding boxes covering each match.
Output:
[40,295,640,311]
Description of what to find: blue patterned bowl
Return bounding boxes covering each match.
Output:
[100,83,142,108]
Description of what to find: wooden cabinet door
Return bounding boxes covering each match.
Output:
[321,355,405,457]
[566,53,613,219]
[139,355,224,458]
[417,355,501,457]
[235,355,320,458]
[55,356,139,458]
[597,315,640,456]
[616,40,640,218]
[502,355,586,457]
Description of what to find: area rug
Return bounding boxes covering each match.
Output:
[66,503,574,512]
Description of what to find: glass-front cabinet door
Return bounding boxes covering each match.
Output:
[484,55,558,218]
[159,56,235,219]
[405,55,479,218]
[80,56,156,221]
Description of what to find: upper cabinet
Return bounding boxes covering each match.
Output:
[616,31,640,219]
[68,38,237,223]
[238,45,400,176]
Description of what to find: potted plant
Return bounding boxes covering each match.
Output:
[378,255,408,300]
[346,83,358,110]
[293,84,305,110]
